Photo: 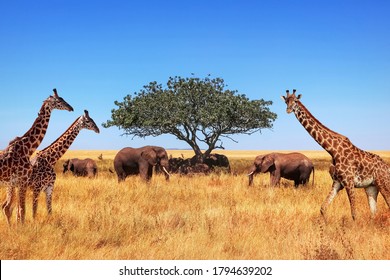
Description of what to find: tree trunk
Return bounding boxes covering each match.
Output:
[192,146,214,164]
[185,141,204,164]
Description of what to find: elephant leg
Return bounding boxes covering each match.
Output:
[269,173,274,187]
[139,164,152,181]
[118,175,125,183]
[270,171,281,187]
[147,166,153,181]
[116,170,126,183]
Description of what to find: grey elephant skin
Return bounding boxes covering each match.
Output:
[248,152,314,187]
[63,158,98,178]
[113,146,170,182]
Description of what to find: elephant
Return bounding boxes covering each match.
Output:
[177,161,210,175]
[247,152,314,187]
[113,145,170,182]
[190,153,231,173]
[166,155,186,174]
[186,163,211,175]
[167,155,216,175]
[63,158,98,178]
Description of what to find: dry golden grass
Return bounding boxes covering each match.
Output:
[1,150,390,260]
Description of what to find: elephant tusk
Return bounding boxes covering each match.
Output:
[247,171,254,176]
[162,166,171,176]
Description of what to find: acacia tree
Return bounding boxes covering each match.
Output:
[103,75,277,161]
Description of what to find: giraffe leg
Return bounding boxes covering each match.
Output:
[2,185,15,226]
[344,182,357,221]
[45,185,53,215]
[17,183,28,224]
[320,180,342,222]
[375,175,390,209]
[32,188,41,219]
[365,186,379,218]
[380,189,390,209]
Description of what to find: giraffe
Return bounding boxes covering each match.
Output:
[1,89,73,224]
[29,110,99,218]
[281,89,390,221]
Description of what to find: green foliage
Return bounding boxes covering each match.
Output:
[103,75,277,156]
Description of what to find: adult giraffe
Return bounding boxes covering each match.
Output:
[1,89,73,224]
[282,89,390,221]
[29,110,99,218]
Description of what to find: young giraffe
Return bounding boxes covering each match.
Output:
[282,89,390,221]
[1,89,73,224]
[29,110,100,218]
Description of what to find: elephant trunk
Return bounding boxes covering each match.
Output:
[247,170,255,186]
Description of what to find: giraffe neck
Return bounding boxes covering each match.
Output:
[292,100,349,158]
[21,102,53,157]
[36,117,83,166]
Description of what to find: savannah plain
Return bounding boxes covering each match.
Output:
[1,150,390,260]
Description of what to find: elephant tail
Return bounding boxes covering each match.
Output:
[311,166,315,187]
[109,168,114,173]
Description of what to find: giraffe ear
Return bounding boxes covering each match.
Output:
[281,96,286,101]
[297,94,302,100]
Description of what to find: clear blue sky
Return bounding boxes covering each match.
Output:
[1,0,389,151]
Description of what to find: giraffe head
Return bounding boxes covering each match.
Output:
[45,88,74,112]
[281,89,301,114]
[78,110,100,133]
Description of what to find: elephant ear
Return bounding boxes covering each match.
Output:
[141,150,158,166]
[260,155,275,173]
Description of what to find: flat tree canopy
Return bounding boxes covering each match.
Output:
[103,75,277,160]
